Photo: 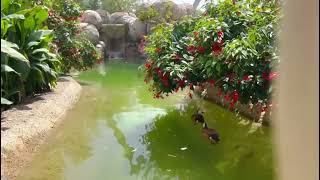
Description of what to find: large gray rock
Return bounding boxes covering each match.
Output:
[109,12,146,41]
[180,3,195,15]
[98,41,105,49]
[127,18,146,41]
[136,1,193,22]
[96,9,110,24]
[79,23,100,44]
[82,10,103,29]
[110,12,135,24]
[152,0,179,20]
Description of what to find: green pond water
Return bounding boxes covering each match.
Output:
[18,62,275,180]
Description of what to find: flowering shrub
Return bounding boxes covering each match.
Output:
[141,0,281,113]
[48,0,101,73]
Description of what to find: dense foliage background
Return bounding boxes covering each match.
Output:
[141,0,281,114]
[1,0,100,107]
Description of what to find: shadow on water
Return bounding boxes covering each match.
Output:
[16,62,274,180]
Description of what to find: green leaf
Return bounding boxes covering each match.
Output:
[32,48,49,54]
[1,97,13,105]
[8,58,30,80]
[24,16,35,32]
[1,39,29,62]
[1,64,20,75]
[26,41,40,48]
[5,14,25,20]
[28,30,52,42]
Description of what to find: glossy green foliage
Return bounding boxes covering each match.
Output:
[142,0,281,112]
[1,2,59,106]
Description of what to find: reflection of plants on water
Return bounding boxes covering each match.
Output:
[133,104,273,180]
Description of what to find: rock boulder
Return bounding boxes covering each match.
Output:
[81,10,103,29]
[79,23,100,44]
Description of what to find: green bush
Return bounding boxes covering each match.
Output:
[48,0,101,73]
[1,2,59,106]
[141,0,281,113]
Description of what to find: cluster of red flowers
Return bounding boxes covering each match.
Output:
[212,31,224,55]
[173,54,182,61]
[187,31,224,56]
[197,46,206,54]
[262,72,279,81]
[242,75,252,81]
[145,62,152,69]
[186,45,196,54]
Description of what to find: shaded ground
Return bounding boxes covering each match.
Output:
[1,76,82,180]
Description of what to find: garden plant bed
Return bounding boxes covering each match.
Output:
[1,76,81,180]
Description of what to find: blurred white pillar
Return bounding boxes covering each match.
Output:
[275,0,319,180]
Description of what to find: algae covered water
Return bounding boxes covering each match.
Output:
[17,62,275,180]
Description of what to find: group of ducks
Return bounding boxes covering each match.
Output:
[191,109,220,144]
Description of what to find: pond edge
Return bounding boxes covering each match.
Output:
[1,76,82,179]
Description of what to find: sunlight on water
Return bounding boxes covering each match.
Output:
[17,62,275,180]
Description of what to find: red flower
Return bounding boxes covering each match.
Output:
[188,92,193,99]
[186,45,196,54]
[229,101,235,109]
[217,31,224,38]
[145,62,152,69]
[178,79,185,88]
[217,31,224,44]
[208,79,215,86]
[224,95,230,101]
[269,72,279,79]
[163,80,169,87]
[197,46,206,54]
[262,72,279,80]
[231,90,239,103]
[155,68,162,77]
[212,42,223,55]
[174,54,182,61]
[155,48,161,54]
[242,75,251,81]
[261,106,268,113]
[217,89,222,96]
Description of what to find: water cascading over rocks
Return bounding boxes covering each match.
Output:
[77,0,195,60]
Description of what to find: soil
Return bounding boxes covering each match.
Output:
[1,76,82,180]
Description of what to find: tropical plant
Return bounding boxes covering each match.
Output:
[1,1,59,106]
[141,0,281,115]
[47,0,100,73]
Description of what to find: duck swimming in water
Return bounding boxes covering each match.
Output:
[191,110,205,125]
[202,122,220,144]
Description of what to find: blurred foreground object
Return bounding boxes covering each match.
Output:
[276,0,319,180]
